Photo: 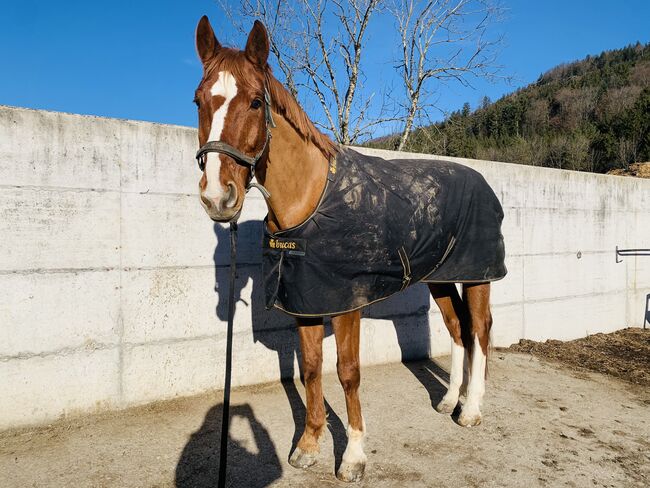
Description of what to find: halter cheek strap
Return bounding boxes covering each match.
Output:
[195,86,276,199]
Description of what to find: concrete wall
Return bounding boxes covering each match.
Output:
[1,105,649,429]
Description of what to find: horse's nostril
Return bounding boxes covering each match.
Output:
[200,194,213,209]
[224,183,238,209]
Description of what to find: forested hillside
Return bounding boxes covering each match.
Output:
[370,42,650,173]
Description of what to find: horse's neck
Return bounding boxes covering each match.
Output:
[260,113,329,232]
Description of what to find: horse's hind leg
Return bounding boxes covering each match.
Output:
[428,283,470,414]
[289,318,325,469]
[458,282,492,427]
[332,310,366,483]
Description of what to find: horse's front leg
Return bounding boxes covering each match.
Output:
[332,310,366,482]
[289,318,325,469]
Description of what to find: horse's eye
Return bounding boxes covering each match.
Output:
[250,99,262,110]
[193,97,200,108]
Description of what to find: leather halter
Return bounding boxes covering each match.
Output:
[196,86,276,199]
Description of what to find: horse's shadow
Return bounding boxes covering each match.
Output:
[208,220,449,468]
[369,290,451,412]
[175,403,281,488]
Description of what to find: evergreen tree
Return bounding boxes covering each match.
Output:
[366,42,650,174]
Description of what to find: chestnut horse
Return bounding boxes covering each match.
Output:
[194,17,495,482]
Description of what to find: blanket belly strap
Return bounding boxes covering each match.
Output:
[398,247,412,291]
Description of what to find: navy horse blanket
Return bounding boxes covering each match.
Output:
[263,148,507,317]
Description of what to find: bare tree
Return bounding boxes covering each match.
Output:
[391,0,504,150]
[618,136,639,170]
[220,0,398,145]
[219,0,504,147]
[298,0,396,144]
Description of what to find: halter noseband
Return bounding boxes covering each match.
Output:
[196,86,276,199]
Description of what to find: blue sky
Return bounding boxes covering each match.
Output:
[1,0,648,137]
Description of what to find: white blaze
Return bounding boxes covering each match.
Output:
[202,71,238,203]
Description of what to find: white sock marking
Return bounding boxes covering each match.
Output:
[464,334,486,414]
[202,71,238,203]
[342,419,367,465]
[441,340,464,406]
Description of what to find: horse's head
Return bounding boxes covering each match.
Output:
[194,16,271,222]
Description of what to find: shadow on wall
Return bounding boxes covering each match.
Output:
[205,221,450,475]
[175,403,281,488]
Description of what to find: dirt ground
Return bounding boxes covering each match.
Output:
[507,327,650,387]
[1,346,649,487]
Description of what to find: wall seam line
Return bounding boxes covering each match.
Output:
[118,140,125,402]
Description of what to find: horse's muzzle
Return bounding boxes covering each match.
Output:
[200,182,241,222]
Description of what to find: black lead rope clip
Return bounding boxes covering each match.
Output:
[247,181,271,199]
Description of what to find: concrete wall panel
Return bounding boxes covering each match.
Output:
[119,122,197,195]
[627,289,650,328]
[492,255,524,306]
[0,106,121,190]
[0,349,119,430]
[121,338,221,405]
[500,207,524,256]
[522,208,630,255]
[121,267,219,344]
[2,106,649,429]
[632,256,650,289]
[524,292,626,341]
[491,303,525,347]
[0,187,120,271]
[631,210,650,245]
[523,252,625,302]
[120,192,215,268]
[0,270,119,356]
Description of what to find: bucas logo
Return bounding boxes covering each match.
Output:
[269,239,297,250]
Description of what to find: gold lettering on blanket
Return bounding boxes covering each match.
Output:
[269,239,297,250]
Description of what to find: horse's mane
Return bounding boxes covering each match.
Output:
[265,74,339,160]
[205,48,338,160]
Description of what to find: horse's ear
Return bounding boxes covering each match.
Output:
[196,15,221,65]
[245,20,269,67]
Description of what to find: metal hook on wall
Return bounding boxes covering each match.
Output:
[615,245,650,263]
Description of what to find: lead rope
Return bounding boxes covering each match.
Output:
[214,87,275,487]
[218,221,238,488]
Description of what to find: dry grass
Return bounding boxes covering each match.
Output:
[607,162,650,178]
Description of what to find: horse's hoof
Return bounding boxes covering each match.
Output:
[435,398,457,414]
[337,461,366,482]
[288,447,318,469]
[457,410,482,427]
